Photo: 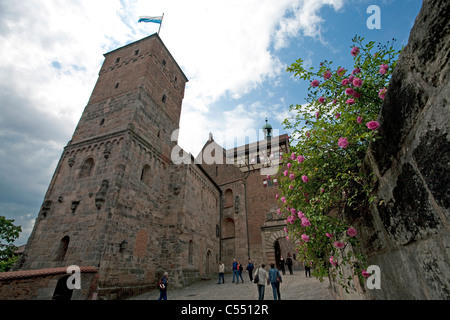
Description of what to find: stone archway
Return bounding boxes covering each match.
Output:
[265,229,287,265]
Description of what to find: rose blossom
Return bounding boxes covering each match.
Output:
[366,121,380,130]
[353,78,363,87]
[362,270,371,278]
[338,137,349,148]
[323,70,332,79]
[330,256,337,266]
[326,232,333,238]
[337,67,346,77]
[311,79,320,87]
[347,227,358,237]
[345,88,354,95]
[345,98,355,105]
[357,116,363,124]
[289,173,295,180]
[351,46,360,56]
[318,97,325,104]
[297,155,305,163]
[333,241,345,249]
[302,175,309,183]
[301,217,311,227]
[301,234,310,242]
[352,67,361,74]
[378,87,387,100]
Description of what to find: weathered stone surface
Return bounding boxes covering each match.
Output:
[339,0,450,300]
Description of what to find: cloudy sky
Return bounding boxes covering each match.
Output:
[0,0,422,245]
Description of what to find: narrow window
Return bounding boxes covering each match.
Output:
[188,240,193,265]
[134,50,139,56]
[56,236,70,261]
[115,57,120,63]
[79,158,94,178]
[114,82,119,89]
[162,94,167,103]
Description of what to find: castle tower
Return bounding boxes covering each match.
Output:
[14,34,221,299]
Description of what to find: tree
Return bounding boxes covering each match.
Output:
[0,216,22,272]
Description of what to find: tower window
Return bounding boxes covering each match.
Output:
[162,59,167,67]
[115,57,120,63]
[55,236,70,261]
[134,50,139,56]
[114,82,119,89]
[162,94,167,103]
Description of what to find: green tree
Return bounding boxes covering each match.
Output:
[277,36,401,291]
[0,216,22,272]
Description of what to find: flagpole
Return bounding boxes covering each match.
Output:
[158,13,164,35]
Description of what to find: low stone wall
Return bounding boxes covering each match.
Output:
[0,266,98,300]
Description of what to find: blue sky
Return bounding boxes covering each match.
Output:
[0,0,422,245]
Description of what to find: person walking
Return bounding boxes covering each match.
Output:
[286,253,293,275]
[254,264,268,300]
[279,256,286,275]
[238,261,244,283]
[232,259,239,284]
[304,261,311,278]
[218,261,225,284]
[158,272,169,300]
[268,264,282,300]
[246,259,254,282]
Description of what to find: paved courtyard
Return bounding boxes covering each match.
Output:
[129,269,336,300]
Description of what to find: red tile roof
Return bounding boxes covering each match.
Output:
[0,266,97,280]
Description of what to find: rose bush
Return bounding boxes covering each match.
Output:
[276,36,401,291]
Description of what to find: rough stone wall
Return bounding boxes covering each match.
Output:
[336,0,450,300]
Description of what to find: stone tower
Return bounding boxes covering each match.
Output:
[15,34,221,298]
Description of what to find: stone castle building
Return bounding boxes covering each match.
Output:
[5,34,297,299]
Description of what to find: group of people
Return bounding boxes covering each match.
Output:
[157,254,305,300]
[218,258,289,300]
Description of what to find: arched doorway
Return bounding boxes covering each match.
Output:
[52,275,73,300]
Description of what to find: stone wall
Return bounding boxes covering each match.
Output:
[333,0,450,300]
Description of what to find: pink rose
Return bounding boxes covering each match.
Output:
[301,217,311,227]
[330,256,337,266]
[341,78,350,86]
[366,121,380,130]
[275,194,279,199]
[353,78,363,87]
[290,152,296,160]
[311,79,320,87]
[289,185,293,190]
[290,208,297,215]
[362,270,371,278]
[335,113,340,119]
[333,241,345,249]
[378,87,387,100]
[352,67,361,74]
[357,116,363,124]
[318,97,325,104]
[297,211,305,219]
[345,88,354,95]
[297,155,305,163]
[323,70,332,79]
[301,234,310,242]
[302,175,309,183]
[326,232,333,238]
[347,227,357,237]
[338,137,349,148]
[283,170,288,176]
[352,90,361,99]
[287,162,292,169]
[351,46,360,56]
[281,197,286,203]
[345,98,355,105]
[289,173,295,180]
[337,67,346,77]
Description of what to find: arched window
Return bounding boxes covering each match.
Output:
[225,189,233,208]
[56,236,70,261]
[140,164,151,186]
[79,158,94,178]
[188,240,193,265]
[222,218,235,239]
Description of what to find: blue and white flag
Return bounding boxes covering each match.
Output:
[138,16,163,24]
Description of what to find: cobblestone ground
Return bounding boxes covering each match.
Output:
[129,270,335,300]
